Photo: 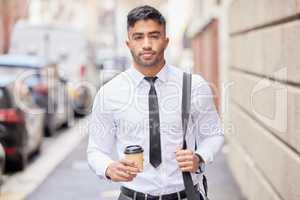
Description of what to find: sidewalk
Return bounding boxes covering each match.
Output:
[205,146,245,200]
[25,139,244,200]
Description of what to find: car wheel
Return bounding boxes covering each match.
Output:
[12,152,28,171]
[45,124,55,137]
[63,99,75,128]
[33,141,42,156]
[45,115,55,137]
[74,87,92,116]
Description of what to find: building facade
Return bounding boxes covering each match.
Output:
[28,0,101,45]
[227,0,300,199]
[0,0,28,54]
[185,0,300,199]
[187,0,229,112]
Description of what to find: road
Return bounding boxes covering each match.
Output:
[1,117,245,200]
[25,138,120,200]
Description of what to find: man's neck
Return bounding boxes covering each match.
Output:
[134,60,166,77]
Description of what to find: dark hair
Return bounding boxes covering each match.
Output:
[127,5,166,31]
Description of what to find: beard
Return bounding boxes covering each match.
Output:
[130,49,164,68]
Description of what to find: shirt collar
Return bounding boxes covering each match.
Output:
[128,63,168,87]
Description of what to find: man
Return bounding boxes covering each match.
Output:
[87,5,224,200]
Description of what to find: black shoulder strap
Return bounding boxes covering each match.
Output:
[182,72,198,200]
[182,72,209,199]
[182,72,192,149]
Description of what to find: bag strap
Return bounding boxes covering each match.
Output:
[182,72,192,148]
[182,72,197,200]
[182,72,209,199]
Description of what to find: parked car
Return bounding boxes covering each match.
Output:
[10,22,99,115]
[0,54,73,137]
[0,143,5,184]
[0,77,44,171]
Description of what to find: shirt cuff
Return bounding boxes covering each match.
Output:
[88,155,114,181]
[195,152,206,173]
[99,159,114,180]
[195,148,212,164]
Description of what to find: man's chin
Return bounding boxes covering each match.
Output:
[141,63,156,68]
[133,55,160,68]
[139,60,157,68]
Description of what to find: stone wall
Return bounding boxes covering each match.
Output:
[227,1,300,199]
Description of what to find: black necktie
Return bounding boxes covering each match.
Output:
[145,76,162,168]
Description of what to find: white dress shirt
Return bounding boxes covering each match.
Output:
[87,64,224,195]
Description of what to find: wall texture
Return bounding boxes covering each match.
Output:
[0,0,28,54]
[192,19,221,112]
[0,1,4,54]
[227,0,300,199]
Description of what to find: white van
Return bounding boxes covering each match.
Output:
[9,22,99,115]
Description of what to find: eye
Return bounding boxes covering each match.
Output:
[150,34,160,39]
[133,35,143,40]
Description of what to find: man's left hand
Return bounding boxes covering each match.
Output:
[175,148,201,173]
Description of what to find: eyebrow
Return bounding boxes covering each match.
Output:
[131,31,162,37]
[132,32,144,37]
[148,31,161,35]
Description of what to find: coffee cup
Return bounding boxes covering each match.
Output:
[124,145,144,171]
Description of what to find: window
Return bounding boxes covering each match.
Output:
[0,88,11,109]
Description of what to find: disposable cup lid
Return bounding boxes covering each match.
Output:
[124,145,144,154]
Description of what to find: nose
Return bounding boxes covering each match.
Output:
[142,37,152,50]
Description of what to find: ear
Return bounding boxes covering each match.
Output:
[126,31,131,48]
[164,37,169,48]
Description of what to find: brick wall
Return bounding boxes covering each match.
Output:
[227,0,300,199]
[192,19,221,112]
[0,0,28,54]
[0,1,4,54]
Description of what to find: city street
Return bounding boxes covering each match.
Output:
[0,117,244,200]
[0,1,298,200]
[0,118,88,200]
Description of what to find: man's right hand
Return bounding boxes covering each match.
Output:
[105,159,140,182]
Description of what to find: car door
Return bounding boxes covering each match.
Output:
[0,143,5,185]
[18,84,44,153]
[51,64,68,126]
[56,78,68,125]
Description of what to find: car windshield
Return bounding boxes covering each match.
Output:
[0,64,38,69]
[0,66,41,87]
[0,88,11,109]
